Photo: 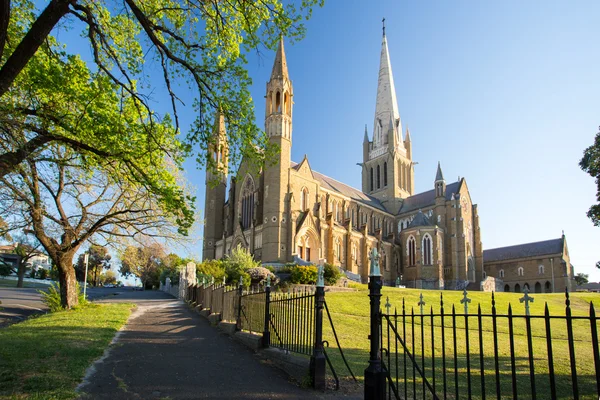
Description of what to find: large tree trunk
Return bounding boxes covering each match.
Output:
[57,253,78,308]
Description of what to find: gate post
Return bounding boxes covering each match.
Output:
[236,276,243,330]
[310,264,326,390]
[262,276,271,348]
[365,248,386,400]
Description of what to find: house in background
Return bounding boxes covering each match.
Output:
[0,244,50,275]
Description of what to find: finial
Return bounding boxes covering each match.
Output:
[266,275,271,288]
[519,287,534,316]
[316,263,325,287]
[382,17,386,37]
[369,248,381,277]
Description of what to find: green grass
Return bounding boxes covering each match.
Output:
[322,286,600,399]
[0,278,51,288]
[0,303,134,400]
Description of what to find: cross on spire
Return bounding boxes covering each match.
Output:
[418,293,426,315]
[460,289,471,314]
[520,288,534,316]
[382,17,386,36]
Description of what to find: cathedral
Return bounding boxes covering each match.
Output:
[202,30,574,292]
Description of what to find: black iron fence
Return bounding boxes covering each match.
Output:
[269,289,315,356]
[240,290,266,334]
[365,275,600,400]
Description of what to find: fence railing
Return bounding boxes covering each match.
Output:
[222,287,239,322]
[269,289,315,356]
[211,285,226,315]
[240,290,266,334]
[364,272,600,400]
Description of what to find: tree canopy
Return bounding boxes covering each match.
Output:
[0,0,322,179]
[580,126,600,226]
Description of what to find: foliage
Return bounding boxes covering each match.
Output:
[289,265,318,284]
[323,263,342,286]
[0,234,45,287]
[0,216,11,241]
[279,263,297,274]
[0,0,322,181]
[0,302,132,399]
[100,270,118,285]
[39,282,87,313]
[197,259,226,283]
[75,245,111,286]
[37,268,48,280]
[579,126,600,226]
[222,244,259,287]
[119,243,166,289]
[0,262,10,277]
[247,266,279,286]
[574,273,589,286]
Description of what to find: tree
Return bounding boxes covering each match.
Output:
[0,234,44,287]
[75,245,111,286]
[580,126,600,226]
[575,273,589,286]
[0,0,322,179]
[100,270,117,286]
[119,242,166,289]
[0,144,192,308]
[0,216,10,241]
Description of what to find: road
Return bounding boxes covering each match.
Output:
[0,286,135,327]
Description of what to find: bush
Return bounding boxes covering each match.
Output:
[39,282,88,312]
[197,259,226,283]
[279,263,296,274]
[289,265,318,284]
[324,263,342,286]
[37,268,48,280]
[247,267,279,286]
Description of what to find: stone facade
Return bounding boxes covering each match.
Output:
[483,235,574,293]
[202,34,573,292]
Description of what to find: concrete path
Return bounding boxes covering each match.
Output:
[78,290,359,399]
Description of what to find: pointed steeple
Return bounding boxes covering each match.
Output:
[405,127,411,142]
[373,29,401,147]
[271,37,289,80]
[435,161,445,182]
[363,124,369,142]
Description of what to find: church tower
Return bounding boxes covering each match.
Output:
[262,38,293,263]
[202,112,228,261]
[362,25,414,214]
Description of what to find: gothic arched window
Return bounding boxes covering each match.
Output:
[240,176,255,230]
[518,266,524,277]
[377,165,381,189]
[499,269,505,278]
[422,234,432,265]
[538,265,544,275]
[300,187,309,211]
[384,162,388,186]
[370,168,374,192]
[407,235,416,266]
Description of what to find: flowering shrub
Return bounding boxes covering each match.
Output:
[247,267,279,286]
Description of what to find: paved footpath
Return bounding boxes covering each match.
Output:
[78,290,360,399]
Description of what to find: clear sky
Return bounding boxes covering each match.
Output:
[49,1,600,281]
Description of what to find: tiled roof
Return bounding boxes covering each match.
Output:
[399,181,461,214]
[408,210,433,228]
[291,162,388,212]
[483,238,563,263]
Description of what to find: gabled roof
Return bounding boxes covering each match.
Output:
[408,210,433,228]
[399,181,461,214]
[483,238,563,263]
[291,162,388,212]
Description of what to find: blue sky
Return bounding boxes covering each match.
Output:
[50,1,600,281]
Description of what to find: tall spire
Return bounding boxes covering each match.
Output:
[373,26,402,147]
[271,37,289,80]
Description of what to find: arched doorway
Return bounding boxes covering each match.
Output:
[514,283,521,293]
[295,228,319,264]
[504,284,510,292]
[535,282,542,293]
[545,281,552,293]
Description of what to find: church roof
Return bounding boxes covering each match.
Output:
[398,181,461,214]
[483,238,564,263]
[408,210,433,228]
[291,162,387,212]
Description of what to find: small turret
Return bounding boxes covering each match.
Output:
[404,127,412,159]
[435,161,446,198]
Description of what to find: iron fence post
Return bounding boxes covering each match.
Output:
[365,248,386,400]
[310,265,326,390]
[263,277,271,348]
[236,276,243,331]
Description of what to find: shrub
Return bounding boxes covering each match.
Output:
[39,282,88,312]
[196,259,226,283]
[247,267,279,286]
[37,268,49,280]
[289,265,318,284]
[279,263,297,274]
[324,263,342,286]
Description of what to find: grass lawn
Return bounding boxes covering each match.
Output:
[0,278,51,288]
[322,285,600,399]
[0,303,133,400]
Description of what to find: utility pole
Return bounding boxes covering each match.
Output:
[83,252,89,299]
